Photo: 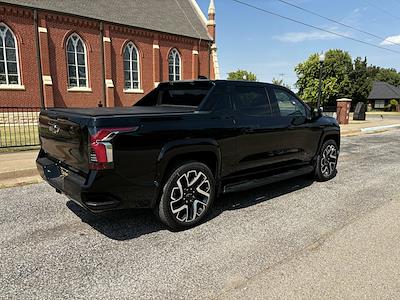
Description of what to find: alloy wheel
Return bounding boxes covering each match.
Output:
[170,170,211,223]
[320,144,338,178]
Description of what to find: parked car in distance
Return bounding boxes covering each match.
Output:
[36,80,340,229]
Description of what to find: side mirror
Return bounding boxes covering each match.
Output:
[291,115,307,125]
[307,107,322,121]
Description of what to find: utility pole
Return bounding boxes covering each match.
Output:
[317,53,325,110]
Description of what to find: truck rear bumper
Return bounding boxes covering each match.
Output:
[37,157,125,212]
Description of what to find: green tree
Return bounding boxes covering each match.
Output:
[227,69,257,81]
[374,68,400,86]
[349,57,372,104]
[272,78,291,89]
[366,64,380,79]
[295,49,353,105]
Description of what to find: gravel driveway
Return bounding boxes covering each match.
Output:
[1,130,399,299]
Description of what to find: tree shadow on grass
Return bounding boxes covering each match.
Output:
[67,176,315,241]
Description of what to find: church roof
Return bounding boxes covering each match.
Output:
[1,0,211,40]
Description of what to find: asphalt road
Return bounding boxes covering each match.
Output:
[1,130,400,299]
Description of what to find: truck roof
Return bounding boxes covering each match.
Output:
[160,79,281,88]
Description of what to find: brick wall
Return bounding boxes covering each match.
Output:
[109,25,155,107]
[44,12,103,108]
[0,3,214,108]
[0,6,41,107]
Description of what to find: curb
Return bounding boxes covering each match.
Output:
[361,124,400,133]
[341,123,400,137]
[0,168,38,181]
[0,175,42,189]
[341,130,361,137]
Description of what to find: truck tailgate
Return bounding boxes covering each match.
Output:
[39,110,90,173]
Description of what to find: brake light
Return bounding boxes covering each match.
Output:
[89,127,137,170]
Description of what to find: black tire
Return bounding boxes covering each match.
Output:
[156,162,216,230]
[315,139,339,182]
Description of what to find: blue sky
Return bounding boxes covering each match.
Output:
[196,0,400,89]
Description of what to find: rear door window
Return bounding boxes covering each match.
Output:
[235,86,271,116]
[200,84,231,111]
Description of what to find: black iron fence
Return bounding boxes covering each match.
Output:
[0,107,41,148]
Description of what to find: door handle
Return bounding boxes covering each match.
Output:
[244,128,255,133]
[242,126,260,133]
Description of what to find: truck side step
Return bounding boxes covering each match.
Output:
[222,165,314,194]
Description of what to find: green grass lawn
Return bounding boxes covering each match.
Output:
[0,124,39,149]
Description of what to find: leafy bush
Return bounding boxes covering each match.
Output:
[227,69,257,81]
[387,99,399,111]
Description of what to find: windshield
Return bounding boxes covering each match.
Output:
[135,82,213,107]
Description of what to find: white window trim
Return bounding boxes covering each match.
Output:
[123,88,144,94]
[168,48,182,81]
[67,87,92,92]
[0,84,25,90]
[124,42,141,91]
[66,33,89,89]
[0,23,22,86]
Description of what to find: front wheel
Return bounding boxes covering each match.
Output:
[157,162,216,230]
[315,140,339,182]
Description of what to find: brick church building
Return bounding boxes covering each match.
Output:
[0,0,219,108]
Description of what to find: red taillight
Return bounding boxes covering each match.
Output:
[89,127,137,170]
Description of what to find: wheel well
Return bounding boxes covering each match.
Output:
[152,151,219,209]
[163,152,219,179]
[323,134,340,150]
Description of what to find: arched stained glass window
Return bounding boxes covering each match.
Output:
[123,42,140,90]
[66,33,88,88]
[168,49,181,81]
[0,23,20,85]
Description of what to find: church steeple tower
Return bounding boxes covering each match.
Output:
[207,0,216,41]
[206,0,219,79]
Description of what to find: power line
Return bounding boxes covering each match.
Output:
[230,0,400,55]
[275,0,400,47]
[361,0,400,21]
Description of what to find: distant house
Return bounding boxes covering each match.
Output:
[367,81,400,110]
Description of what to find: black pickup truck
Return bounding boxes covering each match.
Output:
[37,80,340,229]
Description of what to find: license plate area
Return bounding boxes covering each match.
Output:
[43,164,61,180]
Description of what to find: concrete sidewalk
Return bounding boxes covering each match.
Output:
[340,116,400,136]
[0,150,41,188]
[0,117,399,188]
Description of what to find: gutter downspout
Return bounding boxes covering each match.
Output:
[99,21,106,107]
[34,9,45,109]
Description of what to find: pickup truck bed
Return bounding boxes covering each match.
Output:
[49,106,196,117]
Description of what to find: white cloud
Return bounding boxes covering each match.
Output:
[381,35,400,46]
[274,30,350,43]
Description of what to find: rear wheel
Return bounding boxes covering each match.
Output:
[157,162,215,230]
[315,140,339,181]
